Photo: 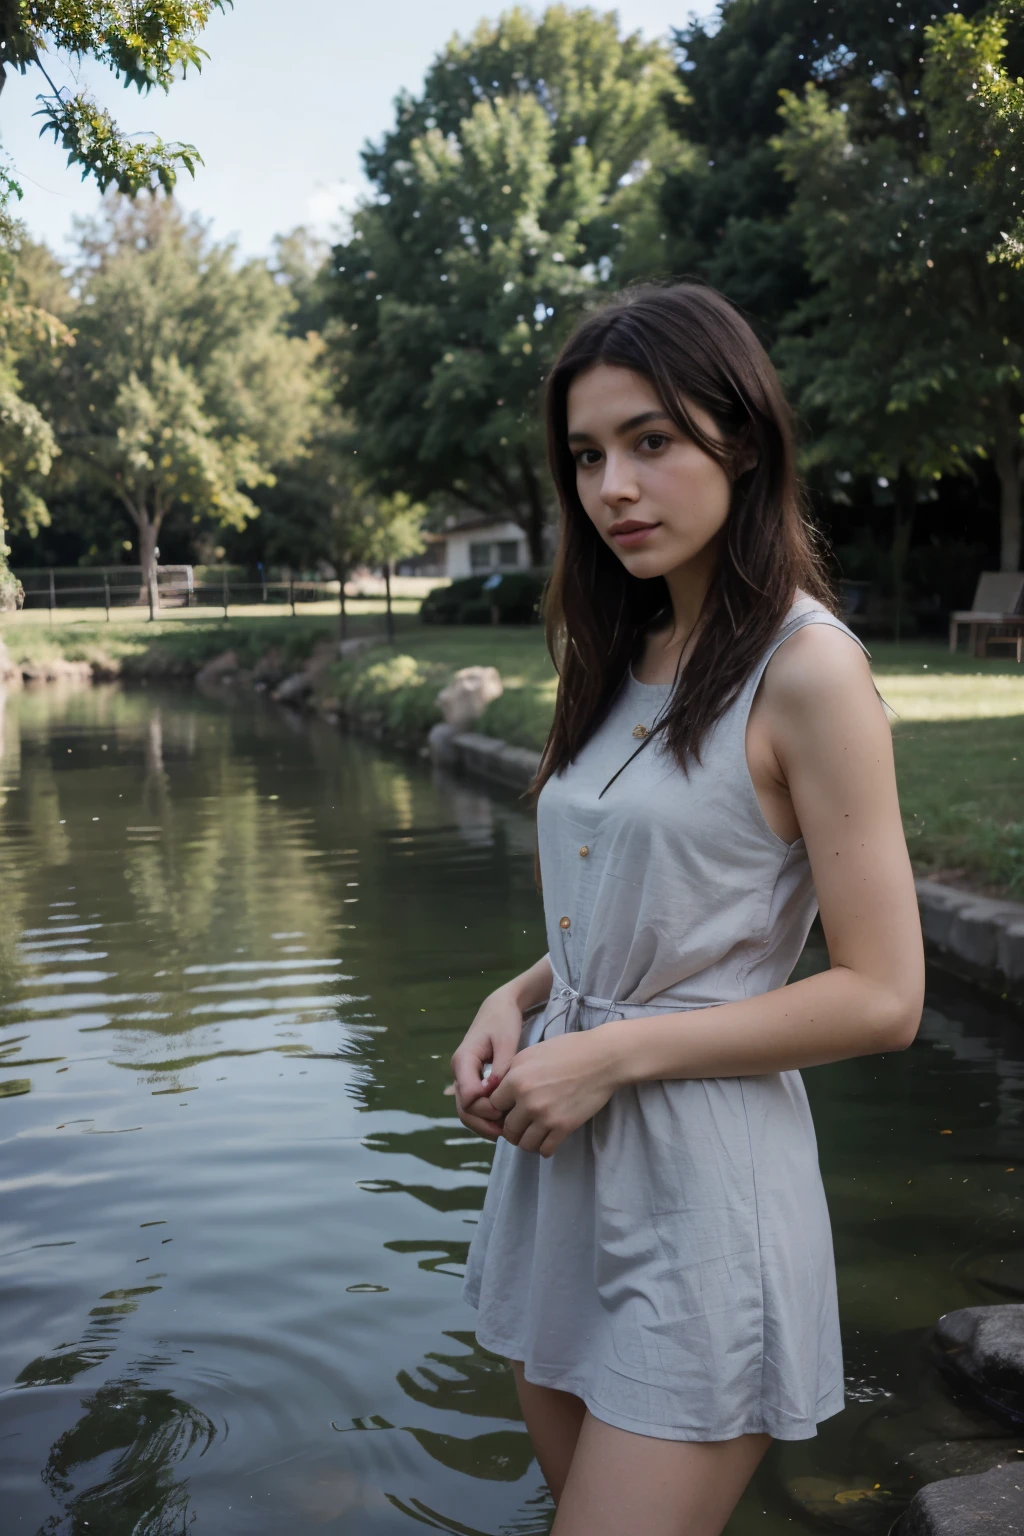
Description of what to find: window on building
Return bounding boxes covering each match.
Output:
[469,541,494,571]
[496,540,520,568]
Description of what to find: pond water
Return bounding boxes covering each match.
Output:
[0,683,1022,1536]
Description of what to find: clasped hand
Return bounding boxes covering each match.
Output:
[453,1027,622,1159]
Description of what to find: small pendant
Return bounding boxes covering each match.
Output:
[632,723,650,739]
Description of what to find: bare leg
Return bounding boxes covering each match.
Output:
[551,1410,770,1536]
[510,1360,587,1503]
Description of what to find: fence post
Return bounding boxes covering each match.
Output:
[222,570,229,619]
[103,573,111,622]
[289,576,296,617]
[49,570,56,624]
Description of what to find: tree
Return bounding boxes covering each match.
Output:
[56,195,318,606]
[661,0,990,338]
[0,4,233,600]
[327,4,682,565]
[774,1,1024,572]
[356,492,426,642]
[0,229,73,607]
[0,1,229,214]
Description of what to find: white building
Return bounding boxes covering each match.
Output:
[399,515,531,579]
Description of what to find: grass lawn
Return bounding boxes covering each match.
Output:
[2,612,1022,897]
[868,644,1024,897]
[0,605,418,675]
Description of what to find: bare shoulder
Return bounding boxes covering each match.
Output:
[760,619,878,720]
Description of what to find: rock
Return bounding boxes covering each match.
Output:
[271,671,311,705]
[901,1438,1024,1483]
[451,731,541,791]
[427,721,462,766]
[898,1462,1024,1533]
[338,636,378,660]
[436,665,503,729]
[194,649,239,687]
[916,878,1024,990]
[273,639,343,707]
[933,1306,1024,1428]
[20,658,92,684]
[251,646,284,684]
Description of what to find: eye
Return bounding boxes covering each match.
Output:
[639,432,669,452]
[573,448,601,468]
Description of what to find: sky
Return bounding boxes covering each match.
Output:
[1,1,712,262]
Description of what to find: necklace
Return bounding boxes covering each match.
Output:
[631,722,650,740]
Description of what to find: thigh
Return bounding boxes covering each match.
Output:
[551,1410,771,1536]
[510,1360,587,1504]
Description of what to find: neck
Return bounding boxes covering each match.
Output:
[657,545,718,655]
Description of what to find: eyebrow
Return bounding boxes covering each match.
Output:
[566,409,674,443]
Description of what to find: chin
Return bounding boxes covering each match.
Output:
[617,548,693,581]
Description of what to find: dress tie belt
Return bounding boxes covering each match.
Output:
[538,964,708,1041]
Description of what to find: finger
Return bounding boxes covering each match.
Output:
[453,1083,504,1127]
[500,1104,532,1144]
[538,1129,565,1158]
[458,1107,503,1139]
[451,1045,491,1108]
[515,1122,549,1155]
[489,1029,521,1087]
[465,1088,504,1122]
[489,1074,515,1115]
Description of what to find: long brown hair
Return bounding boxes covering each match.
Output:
[528,280,833,807]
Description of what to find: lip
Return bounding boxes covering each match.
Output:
[609,520,659,547]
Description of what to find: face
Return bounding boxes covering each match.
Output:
[566,364,736,582]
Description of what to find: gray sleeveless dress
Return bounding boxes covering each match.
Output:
[462,596,862,1442]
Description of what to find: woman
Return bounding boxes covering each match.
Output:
[450,282,924,1536]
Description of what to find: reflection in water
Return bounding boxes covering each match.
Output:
[0,683,1020,1534]
[37,1378,215,1535]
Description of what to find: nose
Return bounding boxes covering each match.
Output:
[599,452,640,508]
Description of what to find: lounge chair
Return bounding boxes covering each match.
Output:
[949,572,1024,661]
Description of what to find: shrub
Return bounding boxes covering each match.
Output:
[420,575,488,624]
[326,652,451,744]
[491,569,548,624]
[419,569,547,625]
[459,599,496,624]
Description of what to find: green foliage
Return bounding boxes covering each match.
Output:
[772,0,1024,571]
[327,652,451,744]
[0,220,74,598]
[660,1,983,334]
[111,354,269,528]
[52,196,318,591]
[1,1,229,199]
[355,492,426,571]
[420,574,490,623]
[419,569,546,625]
[328,5,681,563]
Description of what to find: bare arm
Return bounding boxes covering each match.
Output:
[489,627,925,1155]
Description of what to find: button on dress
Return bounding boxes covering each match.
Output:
[462,596,865,1442]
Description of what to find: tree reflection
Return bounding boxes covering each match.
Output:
[36,1377,214,1536]
[397,1329,521,1422]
